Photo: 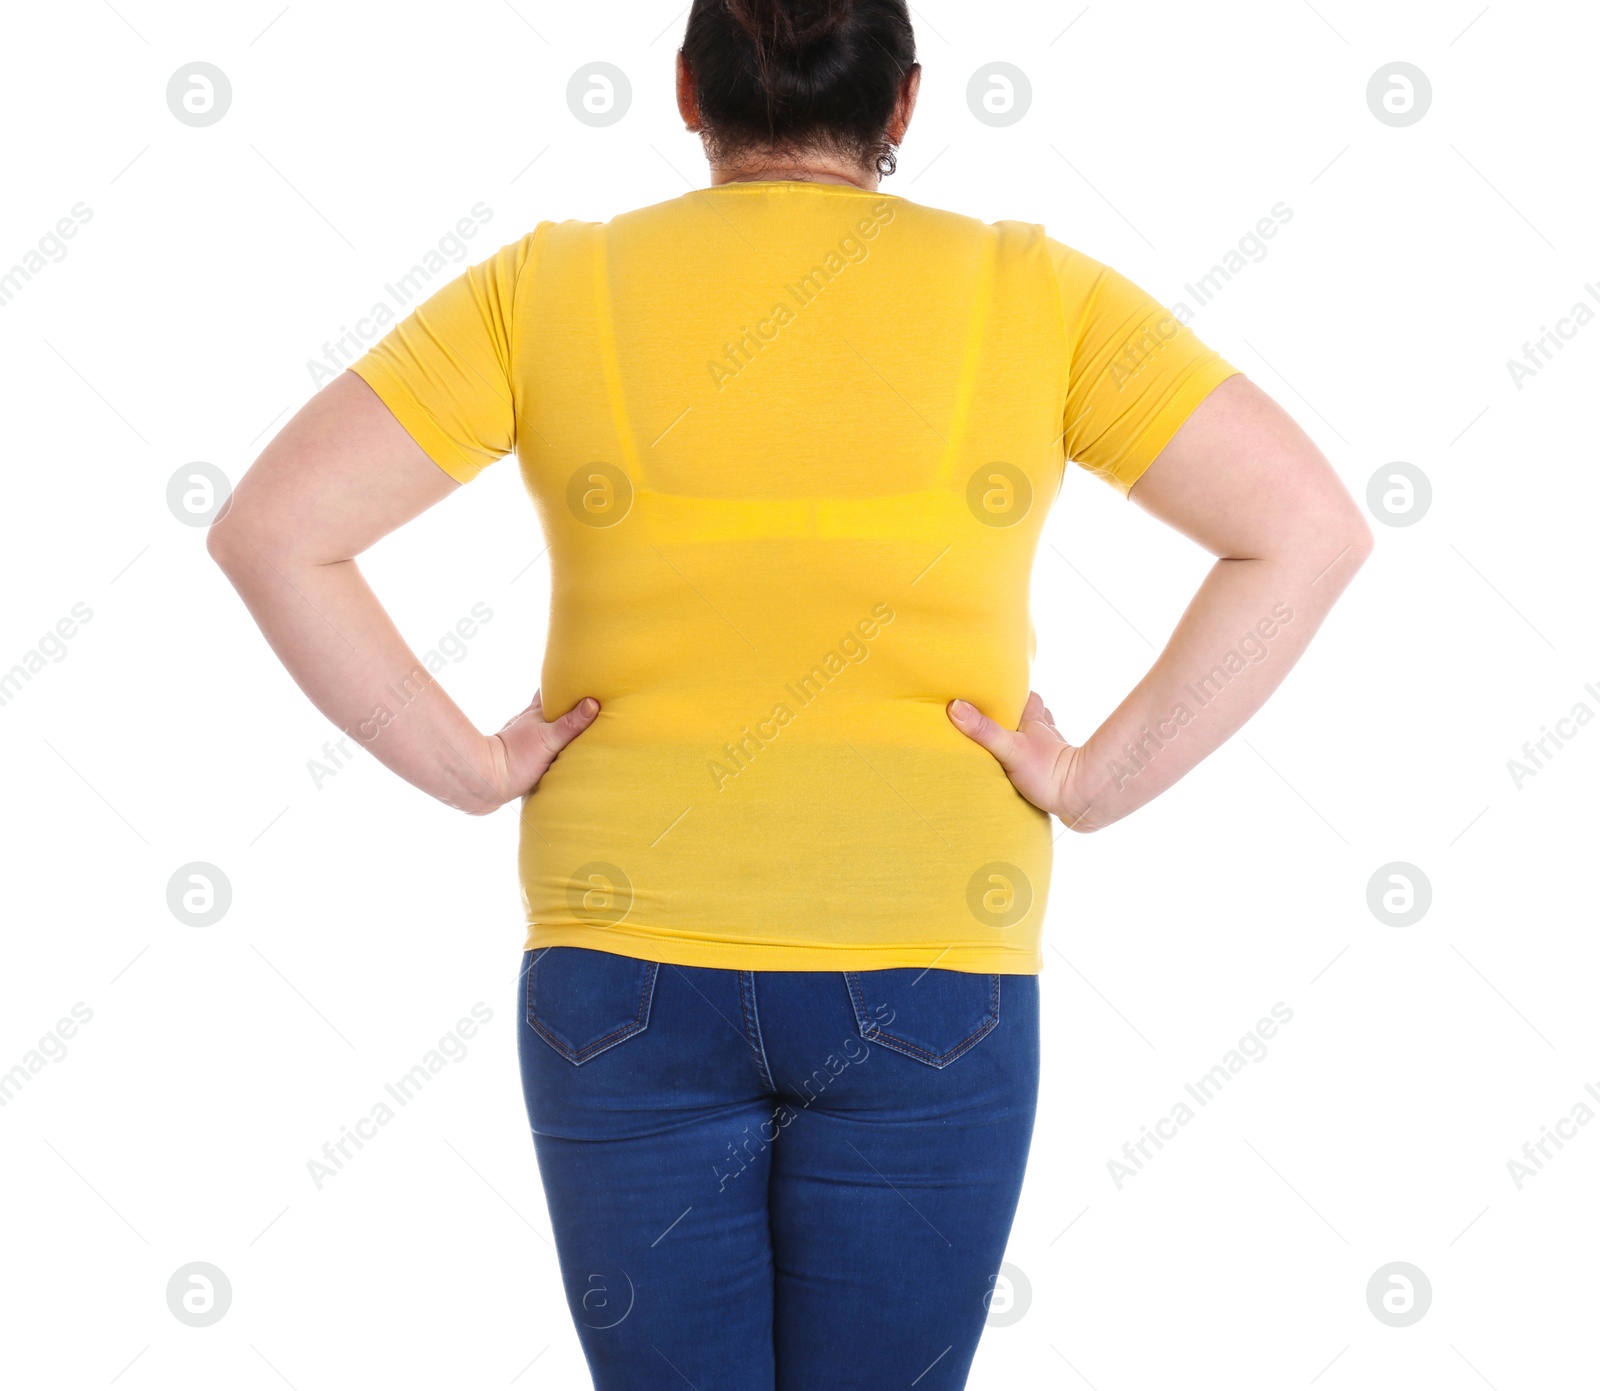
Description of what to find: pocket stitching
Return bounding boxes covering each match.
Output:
[843,970,1002,1070]
[526,950,659,1066]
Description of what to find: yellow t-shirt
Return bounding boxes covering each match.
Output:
[351,181,1237,974]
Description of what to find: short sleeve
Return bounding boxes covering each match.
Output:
[349,231,538,484]
[1048,239,1240,496]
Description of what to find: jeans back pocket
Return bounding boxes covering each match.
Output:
[842,968,1001,1069]
[526,947,660,1066]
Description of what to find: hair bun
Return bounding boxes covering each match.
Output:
[725,0,858,49]
[683,0,915,177]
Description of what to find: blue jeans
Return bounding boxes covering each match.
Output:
[516,947,1040,1390]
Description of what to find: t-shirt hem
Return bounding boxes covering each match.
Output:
[1108,358,1241,497]
[348,358,487,485]
[524,922,1043,975]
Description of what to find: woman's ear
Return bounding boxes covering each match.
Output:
[676,51,703,132]
[887,63,921,144]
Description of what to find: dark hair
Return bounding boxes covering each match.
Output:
[682,0,917,177]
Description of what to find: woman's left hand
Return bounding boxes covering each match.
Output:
[477,691,601,814]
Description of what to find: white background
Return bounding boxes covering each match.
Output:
[2,1,1596,1386]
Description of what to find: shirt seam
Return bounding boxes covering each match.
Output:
[691,181,904,200]
[348,357,482,484]
[1044,232,1073,507]
[506,222,550,459]
[1115,357,1241,497]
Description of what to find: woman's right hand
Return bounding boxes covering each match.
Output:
[474,690,601,815]
[947,692,1100,832]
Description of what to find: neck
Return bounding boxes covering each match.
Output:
[709,153,878,191]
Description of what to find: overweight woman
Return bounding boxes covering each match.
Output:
[209,1,1371,1385]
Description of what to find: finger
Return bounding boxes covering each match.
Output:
[537,697,600,757]
[1017,690,1064,737]
[947,699,1022,768]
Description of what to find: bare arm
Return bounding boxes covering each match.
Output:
[948,373,1373,830]
[206,371,596,816]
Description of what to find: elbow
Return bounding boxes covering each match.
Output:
[207,502,348,573]
[205,520,269,583]
[206,505,273,576]
[1292,499,1373,586]
[205,516,238,572]
[205,492,253,571]
[1342,510,1376,571]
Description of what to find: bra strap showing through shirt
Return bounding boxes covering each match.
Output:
[933,229,998,490]
[589,223,646,489]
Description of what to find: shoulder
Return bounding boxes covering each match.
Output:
[889,201,1106,284]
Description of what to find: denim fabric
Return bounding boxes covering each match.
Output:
[517,946,1040,1390]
